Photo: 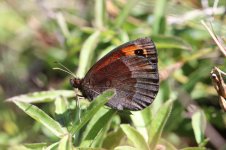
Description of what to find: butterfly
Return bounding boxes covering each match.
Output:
[70,37,159,111]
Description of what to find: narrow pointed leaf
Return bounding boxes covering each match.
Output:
[115,0,138,28]
[152,35,192,50]
[130,108,152,141]
[103,128,124,149]
[159,138,177,150]
[191,110,207,144]
[80,109,116,147]
[58,135,73,150]
[14,101,67,137]
[114,146,136,150]
[148,100,173,149]
[45,142,59,150]
[70,89,115,135]
[121,124,149,150]
[95,0,106,29]
[6,90,75,103]
[24,143,47,149]
[77,31,100,78]
[181,148,206,150]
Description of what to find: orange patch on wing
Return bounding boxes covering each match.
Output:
[121,45,148,56]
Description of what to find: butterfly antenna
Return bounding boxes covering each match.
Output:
[53,61,77,78]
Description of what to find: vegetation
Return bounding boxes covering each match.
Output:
[0,0,226,149]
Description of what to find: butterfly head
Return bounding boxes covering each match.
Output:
[70,78,82,89]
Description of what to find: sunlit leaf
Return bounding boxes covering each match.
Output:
[115,0,139,28]
[191,110,207,144]
[130,108,152,141]
[80,108,116,147]
[152,35,192,50]
[13,101,67,137]
[7,90,75,103]
[70,89,115,135]
[153,0,167,34]
[95,0,106,29]
[45,142,59,150]
[181,147,206,150]
[121,124,149,150]
[114,146,136,150]
[24,143,47,149]
[158,138,177,150]
[58,135,73,150]
[103,128,124,149]
[148,100,173,149]
[76,31,101,78]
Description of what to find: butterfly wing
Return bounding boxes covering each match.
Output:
[80,37,159,111]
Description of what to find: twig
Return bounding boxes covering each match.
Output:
[201,20,226,56]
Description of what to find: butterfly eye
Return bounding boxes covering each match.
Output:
[134,49,145,57]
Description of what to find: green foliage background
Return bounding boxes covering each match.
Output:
[0,0,226,149]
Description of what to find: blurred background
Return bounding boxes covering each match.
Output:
[0,0,226,149]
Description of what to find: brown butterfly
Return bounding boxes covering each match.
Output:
[70,37,159,111]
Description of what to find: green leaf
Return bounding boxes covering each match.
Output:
[153,0,168,34]
[115,0,138,28]
[148,100,173,149]
[88,119,111,148]
[13,101,67,137]
[45,142,59,150]
[76,31,101,78]
[152,35,192,51]
[55,96,68,114]
[95,0,106,29]
[191,110,207,144]
[103,128,124,149]
[24,143,47,149]
[56,12,70,38]
[58,135,73,150]
[159,138,177,150]
[6,90,75,103]
[121,124,149,150]
[130,108,152,141]
[80,108,116,147]
[114,146,136,150]
[70,89,115,135]
[180,147,206,150]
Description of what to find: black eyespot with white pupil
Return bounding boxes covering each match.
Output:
[134,49,145,57]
